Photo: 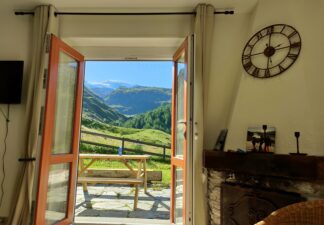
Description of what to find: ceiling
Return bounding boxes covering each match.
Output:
[4,0,258,14]
[2,0,259,59]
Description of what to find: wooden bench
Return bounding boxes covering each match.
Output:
[85,168,162,181]
[77,154,151,210]
[78,177,144,210]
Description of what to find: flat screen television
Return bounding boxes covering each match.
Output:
[0,61,23,104]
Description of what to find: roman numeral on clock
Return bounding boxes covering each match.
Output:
[266,26,274,35]
[252,67,260,77]
[288,30,297,38]
[247,44,254,49]
[291,42,301,48]
[265,69,270,77]
[256,32,263,40]
[280,25,286,33]
[278,65,285,72]
[243,61,253,71]
[242,54,250,60]
[287,53,298,60]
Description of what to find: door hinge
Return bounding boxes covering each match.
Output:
[45,34,51,53]
[38,106,45,136]
[43,69,48,89]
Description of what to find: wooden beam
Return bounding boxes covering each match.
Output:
[204,150,324,182]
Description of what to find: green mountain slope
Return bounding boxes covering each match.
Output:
[122,103,171,134]
[104,86,171,115]
[85,80,134,98]
[82,87,127,124]
[81,117,170,147]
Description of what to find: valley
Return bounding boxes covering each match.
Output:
[81,81,172,185]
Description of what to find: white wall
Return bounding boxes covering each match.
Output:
[0,8,32,216]
[60,15,193,59]
[204,14,251,149]
[225,0,324,155]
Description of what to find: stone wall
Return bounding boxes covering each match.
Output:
[207,170,324,225]
[208,171,224,225]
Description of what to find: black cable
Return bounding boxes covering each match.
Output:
[0,104,10,209]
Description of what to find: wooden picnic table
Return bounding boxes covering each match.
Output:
[77,154,151,210]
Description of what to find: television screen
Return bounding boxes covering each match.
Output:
[0,61,23,104]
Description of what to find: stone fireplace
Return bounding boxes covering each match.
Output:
[204,150,324,225]
[221,182,304,225]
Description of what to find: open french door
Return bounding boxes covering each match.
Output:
[171,37,193,225]
[35,35,84,225]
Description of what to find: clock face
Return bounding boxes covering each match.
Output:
[242,24,301,78]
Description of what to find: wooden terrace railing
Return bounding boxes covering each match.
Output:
[80,130,171,160]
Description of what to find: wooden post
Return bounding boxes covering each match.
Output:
[79,158,88,191]
[134,184,139,210]
[143,159,148,194]
[163,147,166,161]
[134,159,142,210]
[122,138,125,151]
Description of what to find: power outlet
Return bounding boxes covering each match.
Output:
[0,217,7,225]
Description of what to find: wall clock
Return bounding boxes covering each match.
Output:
[242,24,301,78]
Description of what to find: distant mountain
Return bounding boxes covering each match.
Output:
[104,86,172,115]
[85,80,134,98]
[122,103,171,134]
[82,87,127,124]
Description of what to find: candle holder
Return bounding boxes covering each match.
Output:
[290,131,307,156]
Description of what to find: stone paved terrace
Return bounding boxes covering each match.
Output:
[74,184,170,224]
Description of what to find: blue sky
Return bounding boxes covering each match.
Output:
[85,61,173,88]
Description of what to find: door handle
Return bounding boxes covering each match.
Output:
[177,121,187,138]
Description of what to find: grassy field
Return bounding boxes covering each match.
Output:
[80,122,171,187]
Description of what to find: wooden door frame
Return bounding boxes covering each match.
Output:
[171,37,189,225]
[35,34,84,225]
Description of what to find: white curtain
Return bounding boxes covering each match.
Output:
[8,5,58,225]
[193,4,215,225]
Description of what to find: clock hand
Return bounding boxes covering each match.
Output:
[275,45,290,50]
[251,45,290,57]
[266,34,272,71]
[265,57,272,77]
[250,51,265,56]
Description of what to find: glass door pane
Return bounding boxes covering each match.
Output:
[52,52,78,154]
[45,163,70,225]
[171,37,188,225]
[176,52,186,158]
[174,167,184,225]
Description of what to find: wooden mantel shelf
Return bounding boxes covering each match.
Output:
[204,150,324,182]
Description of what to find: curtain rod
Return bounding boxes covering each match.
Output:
[14,10,234,16]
